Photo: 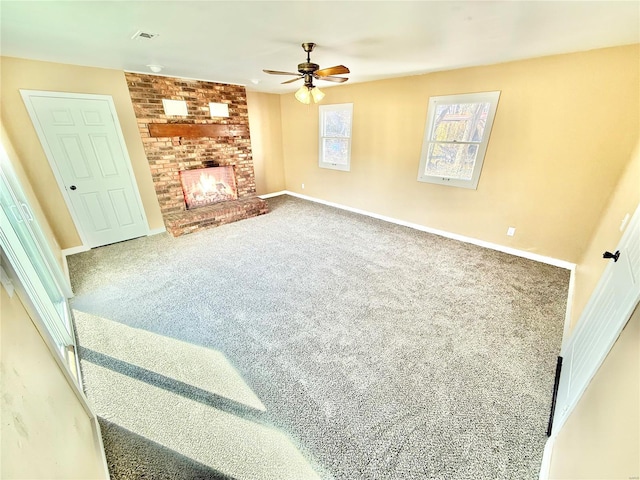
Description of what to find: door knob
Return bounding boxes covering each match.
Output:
[69,185,77,190]
[602,250,620,262]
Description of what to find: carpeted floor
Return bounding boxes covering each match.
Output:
[68,195,570,480]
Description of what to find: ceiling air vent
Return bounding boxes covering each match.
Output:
[131,30,159,40]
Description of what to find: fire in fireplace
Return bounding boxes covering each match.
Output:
[179,166,238,209]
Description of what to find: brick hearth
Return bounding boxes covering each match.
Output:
[164,197,268,237]
[125,72,268,236]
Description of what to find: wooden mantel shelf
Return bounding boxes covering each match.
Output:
[148,123,248,138]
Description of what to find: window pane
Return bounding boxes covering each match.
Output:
[322,138,349,165]
[431,102,490,143]
[0,197,69,334]
[424,142,478,180]
[323,109,352,137]
[0,176,72,356]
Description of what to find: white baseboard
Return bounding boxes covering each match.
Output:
[62,245,90,256]
[259,190,287,199]
[561,267,577,351]
[539,435,555,480]
[148,226,166,236]
[91,414,111,480]
[281,191,575,270]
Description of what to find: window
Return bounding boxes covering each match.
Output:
[417,91,500,189]
[319,103,353,171]
[0,143,79,381]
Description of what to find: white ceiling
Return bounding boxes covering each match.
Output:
[1,1,638,94]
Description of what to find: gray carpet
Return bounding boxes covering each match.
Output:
[68,195,569,480]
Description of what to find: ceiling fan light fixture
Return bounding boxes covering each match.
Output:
[295,85,312,104]
[265,42,348,105]
[311,86,325,103]
[295,85,325,104]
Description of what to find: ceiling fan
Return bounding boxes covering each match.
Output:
[263,42,350,104]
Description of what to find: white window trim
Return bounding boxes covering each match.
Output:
[417,91,500,189]
[319,103,353,172]
[0,143,72,298]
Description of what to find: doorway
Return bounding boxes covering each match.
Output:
[552,203,640,434]
[21,90,148,248]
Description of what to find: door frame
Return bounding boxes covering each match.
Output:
[539,201,640,479]
[553,201,640,434]
[20,90,149,248]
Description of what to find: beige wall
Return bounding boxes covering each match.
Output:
[1,45,637,478]
[0,56,164,249]
[5,46,635,261]
[1,92,108,477]
[549,304,640,479]
[279,45,639,263]
[569,141,640,328]
[247,91,285,194]
[0,283,108,479]
[548,137,640,477]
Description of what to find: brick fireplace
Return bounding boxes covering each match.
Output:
[180,166,238,209]
[125,73,268,236]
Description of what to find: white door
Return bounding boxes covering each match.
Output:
[21,91,148,248]
[552,203,640,434]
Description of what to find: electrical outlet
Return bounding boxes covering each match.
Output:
[507,227,516,237]
[301,183,305,189]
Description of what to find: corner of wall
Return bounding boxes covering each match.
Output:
[569,139,640,330]
[246,90,286,194]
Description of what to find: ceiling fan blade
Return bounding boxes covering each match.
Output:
[263,69,301,76]
[317,75,349,83]
[281,77,303,84]
[315,65,350,77]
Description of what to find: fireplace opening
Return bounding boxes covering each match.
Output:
[179,166,238,209]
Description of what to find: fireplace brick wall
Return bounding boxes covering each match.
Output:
[125,73,268,235]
